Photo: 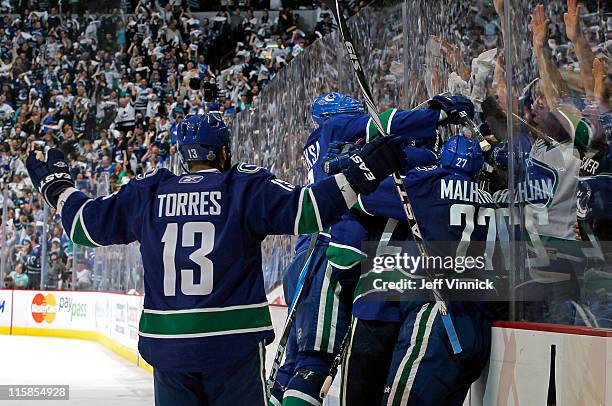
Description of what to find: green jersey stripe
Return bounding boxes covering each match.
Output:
[71,202,101,248]
[319,268,338,352]
[294,188,306,235]
[353,267,417,301]
[138,325,273,339]
[340,317,357,406]
[283,390,322,406]
[139,304,273,336]
[366,108,397,142]
[142,302,269,314]
[391,303,435,405]
[354,195,374,216]
[326,279,342,353]
[308,188,323,231]
[326,243,367,269]
[297,186,322,234]
[315,263,332,351]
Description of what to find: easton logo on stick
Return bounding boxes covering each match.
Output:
[344,42,362,71]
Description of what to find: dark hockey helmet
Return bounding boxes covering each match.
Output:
[311,92,364,126]
[176,113,231,165]
[440,135,484,176]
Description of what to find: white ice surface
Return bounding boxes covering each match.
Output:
[0,335,153,406]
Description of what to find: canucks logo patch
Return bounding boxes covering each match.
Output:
[522,158,558,208]
[136,167,158,180]
[179,175,204,184]
[237,163,262,173]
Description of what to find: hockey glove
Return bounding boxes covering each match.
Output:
[321,141,361,175]
[429,94,475,125]
[343,135,407,195]
[26,148,74,209]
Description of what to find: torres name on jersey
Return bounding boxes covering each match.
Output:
[157,191,222,217]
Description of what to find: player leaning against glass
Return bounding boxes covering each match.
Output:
[25,112,408,406]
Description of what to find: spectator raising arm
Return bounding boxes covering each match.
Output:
[531,4,568,110]
[563,0,596,98]
[592,58,609,109]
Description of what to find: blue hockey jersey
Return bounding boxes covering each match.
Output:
[302,108,440,182]
[353,166,497,320]
[359,166,496,241]
[57,164,358,371]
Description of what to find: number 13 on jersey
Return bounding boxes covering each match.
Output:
[162,222,215,296]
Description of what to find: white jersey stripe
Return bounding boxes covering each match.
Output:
[79,200,102,247]
[142,301,269,314]
[399,303,439,404]
[308,187,323,231]
[138,325,273,339]
[294,188,306,235]
[334,173,357,209]
[315,263,332,351]
[258,342,267,405]
[327,279,342,353]
[387,303,431,404]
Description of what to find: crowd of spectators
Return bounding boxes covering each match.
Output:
[0,0,368,290]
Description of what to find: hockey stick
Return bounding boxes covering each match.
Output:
[323,0,462,353]
[418,92,492,152]
[459,111,492,152]
[320,318,350,398]
[510,111,561,147]
[267,233,320,394]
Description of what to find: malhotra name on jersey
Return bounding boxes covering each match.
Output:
[156,191,222,218]
[440,179,493,204]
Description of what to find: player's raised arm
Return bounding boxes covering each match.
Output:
[25,149,166,247]
[364,95,475,143]
[243,133,409,237]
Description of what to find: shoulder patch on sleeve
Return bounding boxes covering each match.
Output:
[237,163,263,174]
[129,167,173,187]
[135,167,159,180]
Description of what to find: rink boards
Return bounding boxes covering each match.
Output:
[0,289,610,405]
[0,289,152,372]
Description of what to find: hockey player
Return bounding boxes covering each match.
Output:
[337,135,496,405]
[25,112,408,406]
[269,93,368,406]
[271,92,462,406]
